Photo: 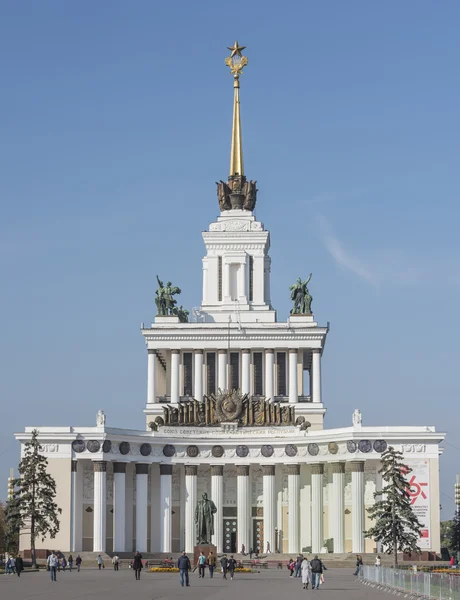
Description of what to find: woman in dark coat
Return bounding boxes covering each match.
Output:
[15,555,24,577]
[132,552,143,580]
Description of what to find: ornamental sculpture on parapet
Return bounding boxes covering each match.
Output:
[156,389,296,427]
[155,275,189,322]
[216,42,258,212]
[290,274,313,315]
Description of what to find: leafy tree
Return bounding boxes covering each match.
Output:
[365,446,423,568]
[6,429,62,567]
[441,519,454,550]
[0,501,5,552]
[447,511,460,558]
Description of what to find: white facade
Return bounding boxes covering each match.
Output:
[14,65,445,557]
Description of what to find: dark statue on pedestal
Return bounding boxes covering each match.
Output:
[155,275,189,322]
[195,492,217,545]
[290,274,313,315]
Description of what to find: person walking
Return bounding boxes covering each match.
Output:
[375,555,381,567]
[47,552,59,582]
[132,552,143,580]
[61,556,67,572]
[220,554,228,579]
[207,551,216,578]
[353,555,363,576]
[288,559,295,576]
[301,556,312,590]
[68,554,73,572]
[227,555,236,580]
[198,551,206,578]
[177,551,191,587]
[112,554,120,571]
[310,555,324,590]
[9,556,16,575]
[15,555,24,578]
[295,554,303,577]
[97,554,104,570]
[75,555,82,572]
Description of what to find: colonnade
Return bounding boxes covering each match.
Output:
[146,348,322,404]
[71,459,366,555]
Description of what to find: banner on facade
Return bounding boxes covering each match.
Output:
[406,460,430,549]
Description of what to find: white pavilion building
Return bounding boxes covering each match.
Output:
[16,43,444,558]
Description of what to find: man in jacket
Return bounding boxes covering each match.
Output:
[207,551,216,578]
[47,552,59,582]
[310,555,323,590]
[220,554,228,579]
[177,551,191,587]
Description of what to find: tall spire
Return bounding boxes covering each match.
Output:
[226,41,248,177]
[216,42,257,212]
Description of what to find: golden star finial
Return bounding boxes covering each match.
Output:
[227,41,246,58]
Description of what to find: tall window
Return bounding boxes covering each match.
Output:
[183,352,193,396]
[218,256,222,301]
[229,352,240,390]
[249,255,254,302]
[206,352,216,395]
[276,352,286,396]
[253,352,263,396]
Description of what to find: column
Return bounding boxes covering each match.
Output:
[263,466,276,553]
[160,465,173,553]
[211,466,224,553]
[311,464,324,553]
[218,349,227,391]
[351,462,365,553]
[265,349,275,401]
[237,465,250,552]
[224,262,231,300]
[150,464,161,552]
[287,465,300,553]
[171,350,180,403]
[311,348,322,403]
[238,259,247,299]
[184,466,197,553]
[289,349,298,403]
[331,463,345,553]
[147,349,157,404]
[242,350,250,395]
[113,463,126,552]
[71,461,83,552]
[125,463,134,552]
[194,350,204,401]
[135,464,149,553]
[93,461,107,552]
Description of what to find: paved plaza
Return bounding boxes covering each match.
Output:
[1,567,392,600]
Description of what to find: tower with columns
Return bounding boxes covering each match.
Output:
[15,42,444,559]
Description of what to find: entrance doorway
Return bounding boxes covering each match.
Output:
[253,519,264,554]
[223,519,237,553]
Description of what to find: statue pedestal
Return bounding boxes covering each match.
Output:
[194,544,217,567]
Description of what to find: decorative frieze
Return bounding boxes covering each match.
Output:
[93,461,107,472]
[160,464,173,476]
[311,464,324,475]
[349,461,365,473]
[286,464,300,475]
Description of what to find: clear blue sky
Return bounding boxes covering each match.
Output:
[1,2,459,519]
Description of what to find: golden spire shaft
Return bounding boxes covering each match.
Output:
[225,41,248,178]
[230,77,244,177]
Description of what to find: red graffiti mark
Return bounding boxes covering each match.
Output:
[406,475,428,505]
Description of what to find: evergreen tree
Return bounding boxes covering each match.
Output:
[7,429,62,567]
[365,446,422,567]
[447,510,460,558]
